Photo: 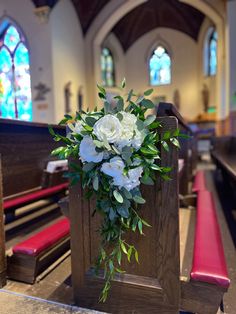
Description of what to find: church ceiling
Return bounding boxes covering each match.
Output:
[31,0,205,51]
[112,0,205,51]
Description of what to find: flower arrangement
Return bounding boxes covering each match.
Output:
[49,79,182,302]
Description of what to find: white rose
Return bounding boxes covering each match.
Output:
[119,111,137,139]
[123,166,143,191]
[79,136,103,163]
[93,115,122,143]
[101,156,125,177]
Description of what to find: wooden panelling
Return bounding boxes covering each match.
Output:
[0,156,6,287]
[0,119,65,197]
[69,116,180,313]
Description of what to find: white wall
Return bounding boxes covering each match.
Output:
[0,0,55,123]
[50,0,86,122]
[125,28,199,120]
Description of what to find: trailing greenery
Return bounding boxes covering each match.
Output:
[49,79,184,302]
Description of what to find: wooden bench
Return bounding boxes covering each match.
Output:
[211,136,236,189]
[156,102,197,196]
[0,119,67,286]
[7,217,70,284]
[68,116,229,313]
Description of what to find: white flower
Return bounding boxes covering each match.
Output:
[122,166,143,191]
[119,111,137,139]
[79,136,103,163]
[101,157,125,177]
[93,115,122,143]
[131,130,145,150]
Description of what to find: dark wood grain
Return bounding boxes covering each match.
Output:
[0,156,6,287]
[0,119,66,197]
[156,102,196,195]
[69,116,180,313]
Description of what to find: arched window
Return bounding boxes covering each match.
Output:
[101,47,115,87]
[149,45,171,86]
[0,18,32,121]
[204,28,217,76]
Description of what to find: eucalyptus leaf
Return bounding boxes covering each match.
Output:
[141,99,154,109]
[93,176,99,191]
[144,88,154,96]
[113,190,123,203]
[117,206,129,218]
[133,195,146,204]
[144,115,156,126]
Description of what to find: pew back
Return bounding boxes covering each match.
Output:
[156,102,196,195]
[0,119,66,197]
[69,116,180,313]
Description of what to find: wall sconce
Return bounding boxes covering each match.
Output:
[34,6,51,24]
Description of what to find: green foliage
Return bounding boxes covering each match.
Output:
[49,78,183,303]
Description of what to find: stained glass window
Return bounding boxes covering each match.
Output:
[101,48,115,87]
[0,19,32,121]
[149,46,171,86]
[204,28,217,76]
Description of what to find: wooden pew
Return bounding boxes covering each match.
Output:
[0,118,70,284]
[156,102,197,196]
[7,217,70,284]
[211,136,236,189]
[0,118,67,222]
[68,116,229,313]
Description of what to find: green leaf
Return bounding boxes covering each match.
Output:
[98,92,106,99]
[141,99,155,109]
[121,78,126,88]
[134,250,139,263]
[93,140,104,148]
[48,125,55,136]
[122,188,132,199]
[93,176,99,191]
[97,84,106,95]
[104,101,111,114]
[140,147,157,155]
[161,140,169,152]
[138,220,143,234]
[140,176,154,185]
[113,190,123,203]
[133,195,146,204]
[117,250,122,265]
[172,128,180,137]
[150,164,161,171]
[121,242,128,254]
[149,121,161,130]
[117,206,129,218]
[144,88,154,96]
[142,219,151,227]
[51,146,65,156]
[116,98,124,111]
[127,247,132,262]
[127,89,133,102]
[64,114,72,119]
[83,162,96,172]
[170,137,180,148]
[85,116,97,127]
[163,131,171,140]
[109,208,116,221]
[144,115,156,126]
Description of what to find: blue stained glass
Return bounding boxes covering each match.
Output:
[0,47,15,119]
[0,20,32,121]
[4,25,20,52]
[209,31,217,76]
[14,43,32,121]
[149,46,171,86]
[101,48,115,87]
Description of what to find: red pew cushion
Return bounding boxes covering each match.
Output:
[4,183,68,210]
[13,218,70,256]
[192,170,207,193]
[191,190,230,288]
